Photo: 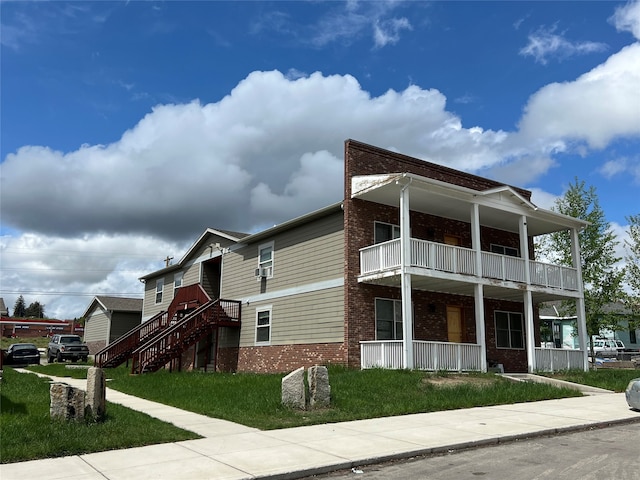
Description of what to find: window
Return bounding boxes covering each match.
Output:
[490,244,519,257]
[255,306,272,345]
[494,311,524,349]
[257,242,274,278]
[375,298,403,340]
[374,221,400,244]
[173,272,183,295]
[630,328,637,344]
[155,279,164,304]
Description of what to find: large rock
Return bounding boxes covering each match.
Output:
[308,365,331,408]
[282,367,306,409]
[86,367,106,421]
[50,383,85,421]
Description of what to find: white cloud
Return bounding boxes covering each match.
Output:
[373,17,412,48]
[517,43,640,149]
[610,0,640,40]
[520,24,608,64]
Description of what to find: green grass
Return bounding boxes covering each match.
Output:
[102,366,583,430]
[542,369,640,392]
[1,336,51,350]
[27,363,93,379]
[0,367,200,464]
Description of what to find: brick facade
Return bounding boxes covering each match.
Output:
[343,140,541,373]
[234,343,346,374]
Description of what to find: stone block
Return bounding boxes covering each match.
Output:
[308,365,331,408]
[50,382,85,421]
[281,366,306,409]
[86,367,106,421]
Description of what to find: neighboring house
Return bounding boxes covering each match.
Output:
[103,140,589,375]
[540,301,640,351]
[0,298,8,317]
[82,296,142,354]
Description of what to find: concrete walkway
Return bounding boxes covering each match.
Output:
[2,371,639,480]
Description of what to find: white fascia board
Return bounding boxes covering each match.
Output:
[351,174,403,197]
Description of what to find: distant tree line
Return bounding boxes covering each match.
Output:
[11,295,46,319]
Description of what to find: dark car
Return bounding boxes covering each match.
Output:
[4,343,41,365]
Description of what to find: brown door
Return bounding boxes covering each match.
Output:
[447,306,463,343]
[444,235,460,246]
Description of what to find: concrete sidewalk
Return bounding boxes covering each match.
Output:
[2,372,639,480]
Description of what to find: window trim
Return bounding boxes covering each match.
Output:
[375,297,405,341]
[257,241,274,279]
[494,310,524,349]
[255,305,272,345]
[173,272,183,296]
[155,279,164,304]
[374,221,401,244]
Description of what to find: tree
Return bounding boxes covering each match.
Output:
[541,179,625,344]
[24,301,45,318]
[624,214,640,325]
[13,295,26,317]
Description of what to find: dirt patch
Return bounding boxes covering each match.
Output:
[423,375,496,388]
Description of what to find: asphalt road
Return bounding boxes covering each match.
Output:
[305,422,640,480]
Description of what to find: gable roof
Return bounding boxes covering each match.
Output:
[81,296,142,319]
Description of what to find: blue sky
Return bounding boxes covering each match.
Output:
[1,0,639,319]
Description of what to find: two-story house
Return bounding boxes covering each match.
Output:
[96,140,589,374]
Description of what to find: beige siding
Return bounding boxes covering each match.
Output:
[239,287,344,347]
[221,212,344,300]
[84,310,109,343]
[142,273,173,320]
[183,263,201,287]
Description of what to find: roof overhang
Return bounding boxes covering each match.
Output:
[351,173,588,236]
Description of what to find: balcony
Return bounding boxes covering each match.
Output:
[360,238,579,293]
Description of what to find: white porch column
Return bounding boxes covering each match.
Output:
[571,227,589,371]
[524,290,535,373]
[519,216,536,373]
[470,203,482,277]
[474,283,487,372]
[400,182,414,369]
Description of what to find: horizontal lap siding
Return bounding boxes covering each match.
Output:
[240,287,344,346]
[84,310,109,343]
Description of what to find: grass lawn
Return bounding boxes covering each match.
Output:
[542,369,640,392]
[100,365,583,430]
[0,367,200,464]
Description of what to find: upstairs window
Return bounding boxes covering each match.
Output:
[155,279,164,304]
[495,311,524,349]
[374,221,400,244]
[257,242,274,278]
[173,272,183,296]
[490,244,519,257]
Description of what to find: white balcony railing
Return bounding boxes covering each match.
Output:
[534,347,585,371]
[361,340,483,372]
[360,238,579,292]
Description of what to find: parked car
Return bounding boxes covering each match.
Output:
[592,338,625,357]
[4,343,41,365]
[47,334,89,363]
[625,378,640,410]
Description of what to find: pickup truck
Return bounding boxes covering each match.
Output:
[47,334,89,363]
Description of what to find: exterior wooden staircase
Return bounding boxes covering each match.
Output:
[94,284,237,371]
[131,298,240,374]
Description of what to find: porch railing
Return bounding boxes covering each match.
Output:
[360,238,578,291]
[534,347,585,371]
[360,340,483,372]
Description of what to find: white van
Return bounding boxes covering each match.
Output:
[592,338,625,356]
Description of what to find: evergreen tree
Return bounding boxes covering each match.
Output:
[541,179,625,343]
[24,301,45,318]
[13,295,26,317]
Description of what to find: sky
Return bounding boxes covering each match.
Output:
[1,0,639,320]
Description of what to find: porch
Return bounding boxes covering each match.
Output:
[361,340,586,372]
[360,238,579,294]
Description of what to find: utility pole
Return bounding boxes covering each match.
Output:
[164,256,174,267]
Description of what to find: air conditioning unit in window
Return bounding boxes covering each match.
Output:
[255,268,266,278]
